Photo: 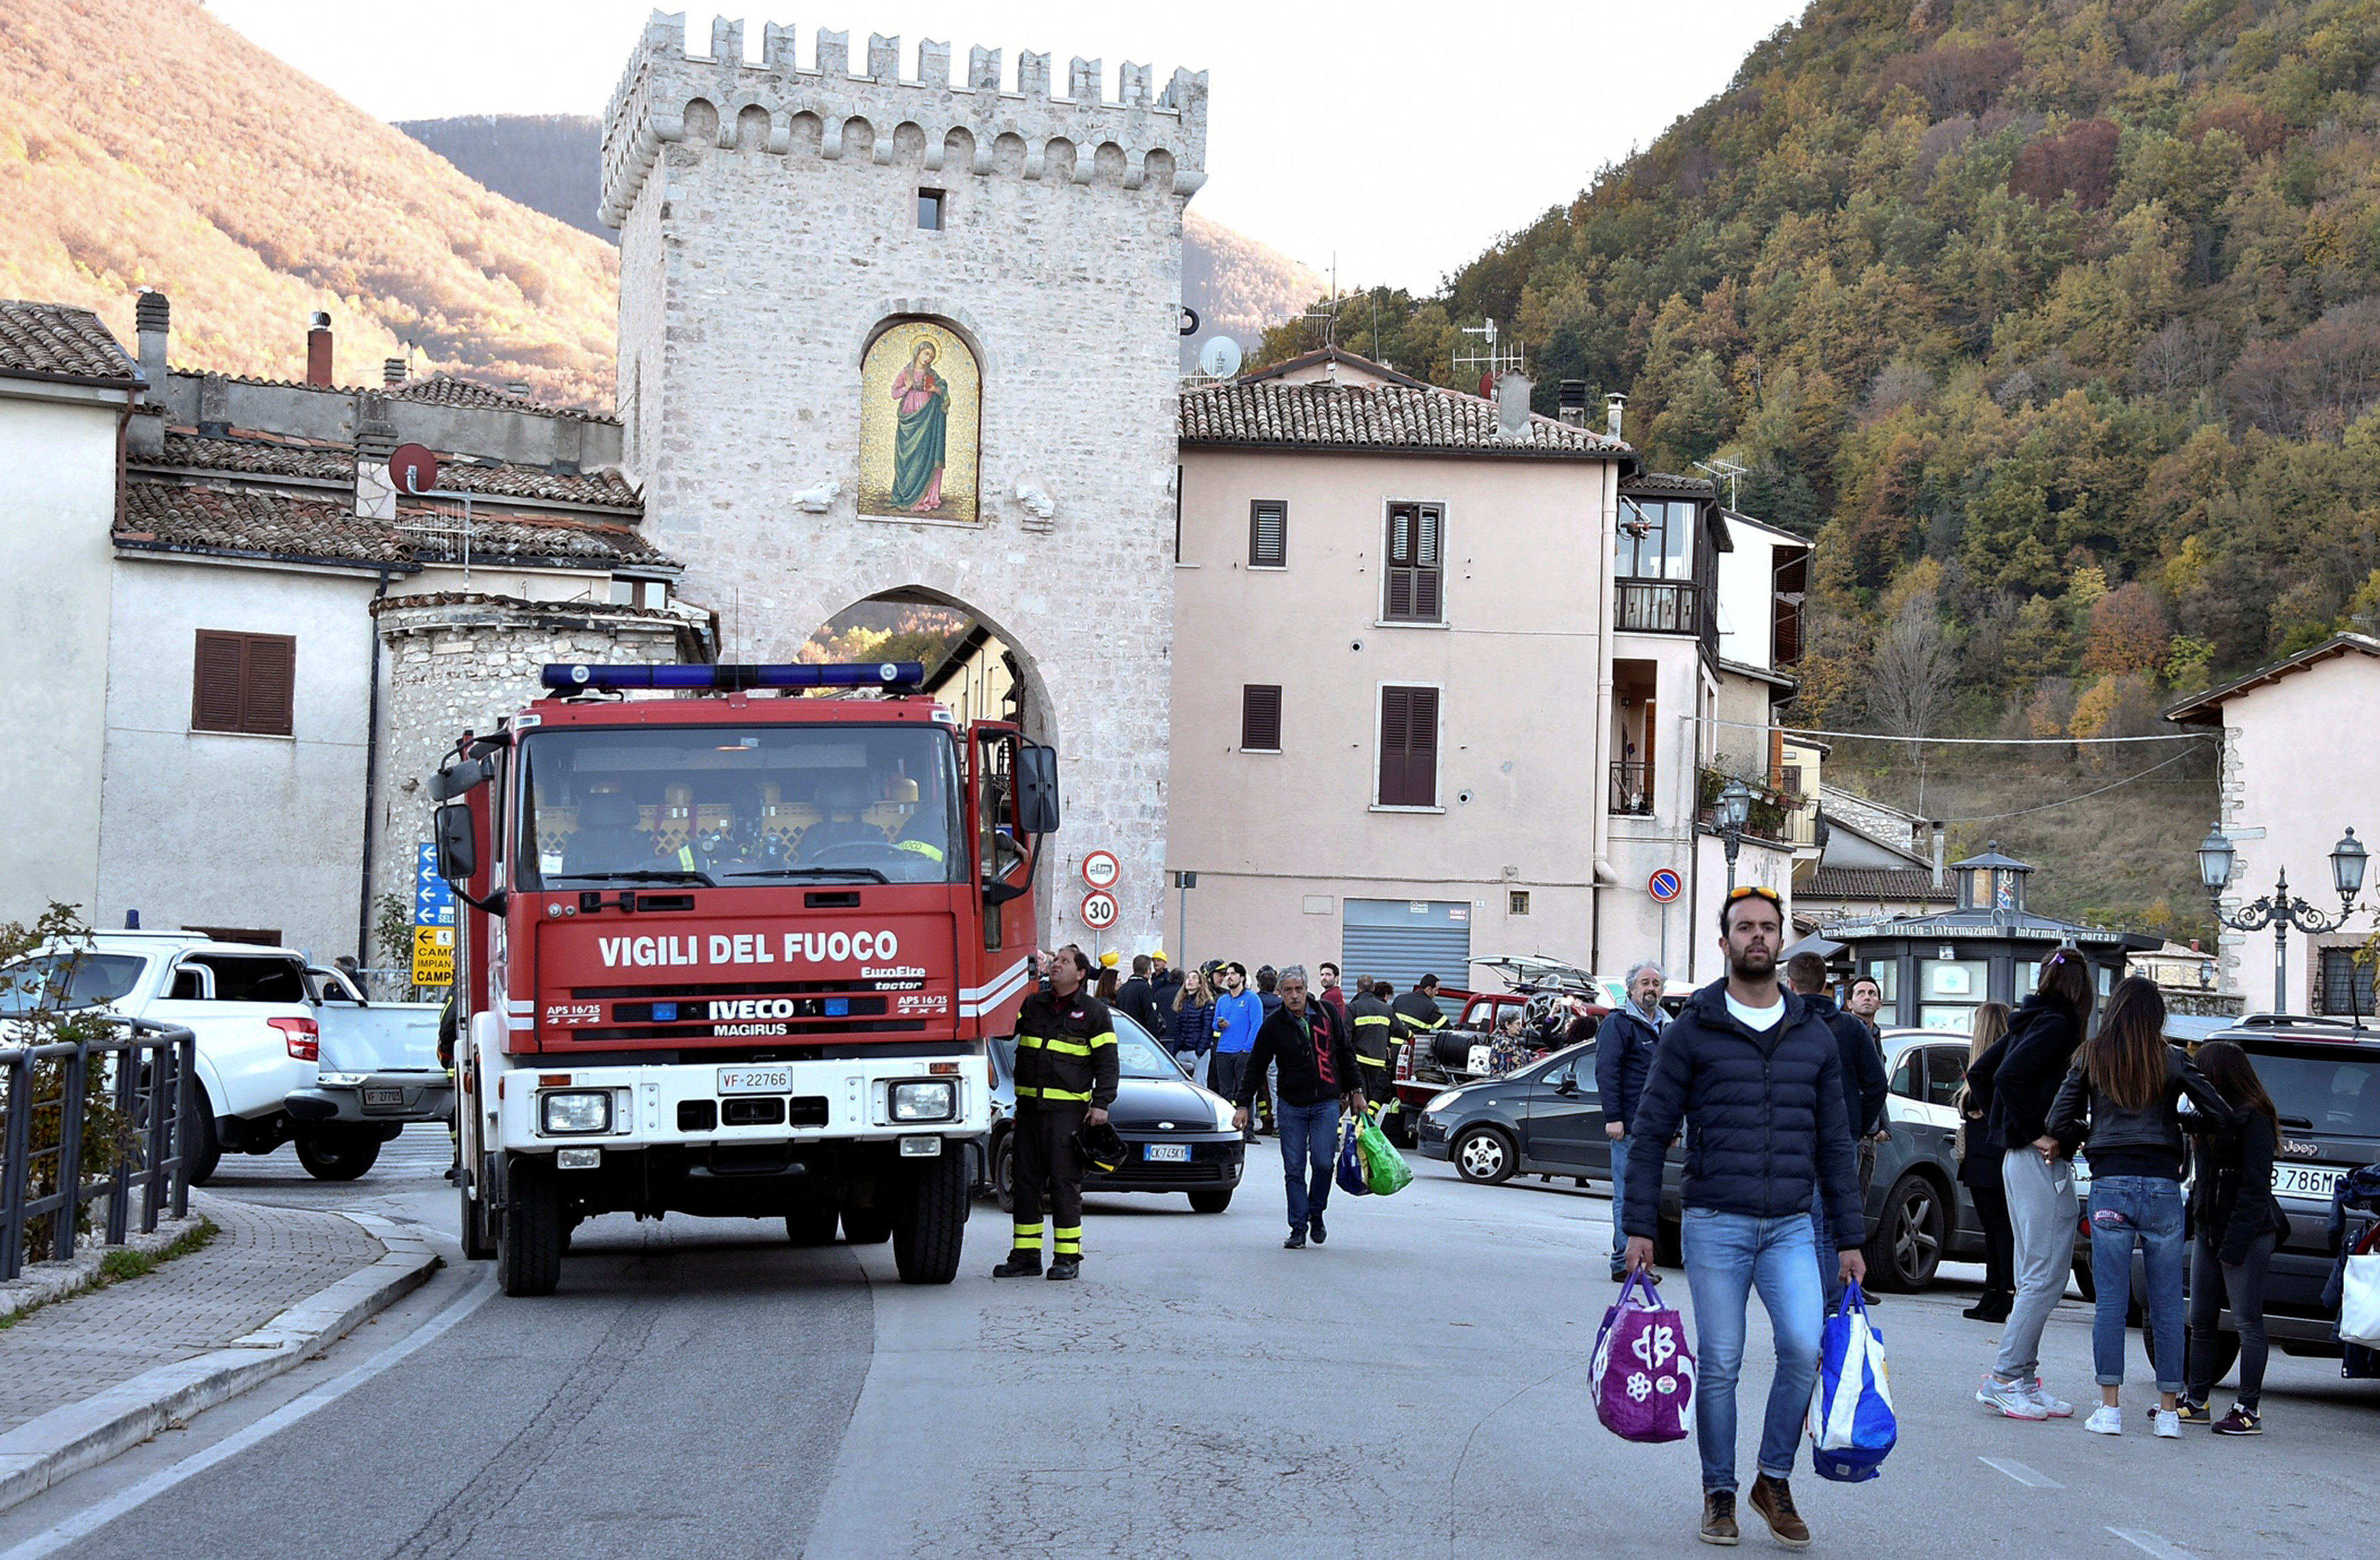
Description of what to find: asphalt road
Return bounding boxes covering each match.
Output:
[3,1125,2373,1559]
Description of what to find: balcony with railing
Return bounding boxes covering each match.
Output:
[1609,760,1656,817]
[1614,579,1708,638]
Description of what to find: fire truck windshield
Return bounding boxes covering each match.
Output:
[517,724,964,889]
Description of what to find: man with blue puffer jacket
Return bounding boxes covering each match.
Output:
[1621,884,1864,1550]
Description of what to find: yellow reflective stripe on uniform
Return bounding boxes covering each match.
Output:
[1016,1034,1045,1049]
[1089,1031,1116,1048]
[1354,1014,1392,1027]
[1040,1037,1095,1057]
[1011,1222,1043,1249]
[1036,1086,1093,1102]
[894,839,945,861]
[1052,1224,1082,1255]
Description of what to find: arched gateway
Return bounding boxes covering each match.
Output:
[605,18,1208,947]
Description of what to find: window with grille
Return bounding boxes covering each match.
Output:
[1384,503,1444,622]
[191,630,294,736]
[1508,890,1531,915]
[1248,501,1287,568]
[2319,948,2375,1017]
[1377,685,1440,807]
[1240,685,1282,752]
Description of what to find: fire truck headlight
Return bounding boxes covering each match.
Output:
[541,1091,613,1135]
[889,1081,956,1123]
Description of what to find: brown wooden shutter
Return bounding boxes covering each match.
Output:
[1248,501,1287,568]
[242,634,294,735]
[1378,685,1440,806]
[1240,685,1282,751]
[192,630,294,734]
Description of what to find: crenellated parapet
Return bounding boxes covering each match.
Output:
[600,11,1209,227]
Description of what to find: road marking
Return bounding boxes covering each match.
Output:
[1979,1456,2061,1488]
[0,1272,495,1560]
[2109,1529,2192,1560]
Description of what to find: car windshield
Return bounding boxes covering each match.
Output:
[1110,1012,1186,1079]
[0,952,146,1016]
[517,723,965,889]
[2245,1043,2380,1138]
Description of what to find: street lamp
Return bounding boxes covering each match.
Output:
[2198,824,2366,1013]
[1718,777,1752,893]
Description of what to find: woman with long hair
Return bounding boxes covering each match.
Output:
[2181,1040,2288,1435]
[2047,977,2237,1438]
[1957,1001,2016,1321]
[1972,949,2098,1419]
[1167,966,1218,1087]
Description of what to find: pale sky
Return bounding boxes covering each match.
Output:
[208,0,1807,292]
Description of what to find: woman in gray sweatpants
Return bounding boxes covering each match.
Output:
[1962,953,2094,1419]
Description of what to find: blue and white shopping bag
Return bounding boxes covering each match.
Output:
[1807,1285,1896,1482]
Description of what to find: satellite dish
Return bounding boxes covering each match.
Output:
[1198,337,1243,381]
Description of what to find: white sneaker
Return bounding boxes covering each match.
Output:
[2153,1409,2181,1438]
[2024,1378,2074,1417]
[1977,1376,2050,1420]
[2085,1406,2122,1436]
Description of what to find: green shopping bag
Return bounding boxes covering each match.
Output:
[1357,1113,1412,1196]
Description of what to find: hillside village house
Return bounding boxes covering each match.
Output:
[0,294,707,963]
[2166,633,2380,1015]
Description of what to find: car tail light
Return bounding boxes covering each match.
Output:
[269,1017,319,1061]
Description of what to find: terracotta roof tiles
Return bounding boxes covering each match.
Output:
[0,300,139,384]
[1179,379,1627,458]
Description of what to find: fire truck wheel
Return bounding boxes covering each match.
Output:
[785,1204,840,1246]
[294,1127,383,1181]
[840,1206,893,1244]
[892,1149,967,1285]
[498,1155,563,1297]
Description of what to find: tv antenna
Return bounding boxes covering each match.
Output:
[1693,457,1748,510]
[1454,318,1525,399]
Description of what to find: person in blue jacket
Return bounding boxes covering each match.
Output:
[1595,960,1667,1282]
[1208,964,1266,1144]
[1621,885,1863,1550]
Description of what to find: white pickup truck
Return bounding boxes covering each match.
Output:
[1,932,449,1182]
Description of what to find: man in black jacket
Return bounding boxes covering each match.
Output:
[1622,886,1863,1549]
[1232,965,1364,1249]
[1786,952,1888,1310]
[1115,953,1162,1034]
[1594,960,1666,1283]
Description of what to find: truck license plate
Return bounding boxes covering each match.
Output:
[717,1067,792,1095]
[1144,1143,1189,1163]
[2273,1163,2342,1201]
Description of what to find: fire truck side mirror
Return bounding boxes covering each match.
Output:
[1015,744,1061,836]
[433,803,479,881]
[430,754,496,801]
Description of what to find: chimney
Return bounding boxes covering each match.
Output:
[1557,379,1588,428]
[1605,392,1627,439]
[1494,370,1533,441]
[1931,821,1948,889]
[505,381,532,400]
[305,311,334,387]
[135,290,170,389]
[354,392,398,520]
[384,357,407,388]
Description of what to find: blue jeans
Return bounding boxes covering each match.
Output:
[1680,1209,1823,1494]
[1277,1098,1340,1230]
[2088,1174,2186,1393]
[1608,1138,1630,1271]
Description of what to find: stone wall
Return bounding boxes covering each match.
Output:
[370,594,698,958]
[606,18,1206,949]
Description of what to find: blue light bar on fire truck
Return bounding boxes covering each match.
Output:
[540,662,926,692]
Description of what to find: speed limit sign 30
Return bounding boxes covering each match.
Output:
[1080,889,1119,930]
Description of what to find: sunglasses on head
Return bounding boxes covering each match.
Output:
[1724,885,1782,907]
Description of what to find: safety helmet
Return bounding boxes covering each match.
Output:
[1075,1119,1129,1174]
[1099,950,1121,968]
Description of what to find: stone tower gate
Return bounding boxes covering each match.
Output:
[603,14,1206,949]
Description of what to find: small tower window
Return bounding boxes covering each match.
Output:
[917,188,946,231]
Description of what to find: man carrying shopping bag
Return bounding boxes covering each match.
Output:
[1622,885,1866,1549]
[1234,966,1363,1249]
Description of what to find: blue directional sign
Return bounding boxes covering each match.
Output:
[416,842,456,928]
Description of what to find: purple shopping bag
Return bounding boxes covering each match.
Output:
[1591,1271,1695,1443]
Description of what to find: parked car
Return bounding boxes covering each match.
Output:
[2137,1015,2380,1386]
[981,1009,1244,1213]
[1414,1023,2096,1295]
[1,933,447,1182]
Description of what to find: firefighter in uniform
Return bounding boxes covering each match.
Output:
[1348,979,1404,1135]
[994,948,1119,1281]
[1392,974,1450,1054]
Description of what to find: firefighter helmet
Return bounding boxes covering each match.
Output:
[1075,1120,1128,1174]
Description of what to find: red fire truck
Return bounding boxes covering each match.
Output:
[431,660,1059,1296]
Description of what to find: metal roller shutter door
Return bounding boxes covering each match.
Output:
[1340,899,1471,1000]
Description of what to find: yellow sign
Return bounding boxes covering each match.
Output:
[411,925,455,986]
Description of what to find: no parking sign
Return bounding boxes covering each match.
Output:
[1648,868,1682,903]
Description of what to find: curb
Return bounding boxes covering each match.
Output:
[0,1211,441,1513]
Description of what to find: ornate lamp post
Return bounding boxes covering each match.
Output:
[1718,777,1753,894]
[2198,824,2366,1013]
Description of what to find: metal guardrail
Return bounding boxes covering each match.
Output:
[1,1019,197,1282]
